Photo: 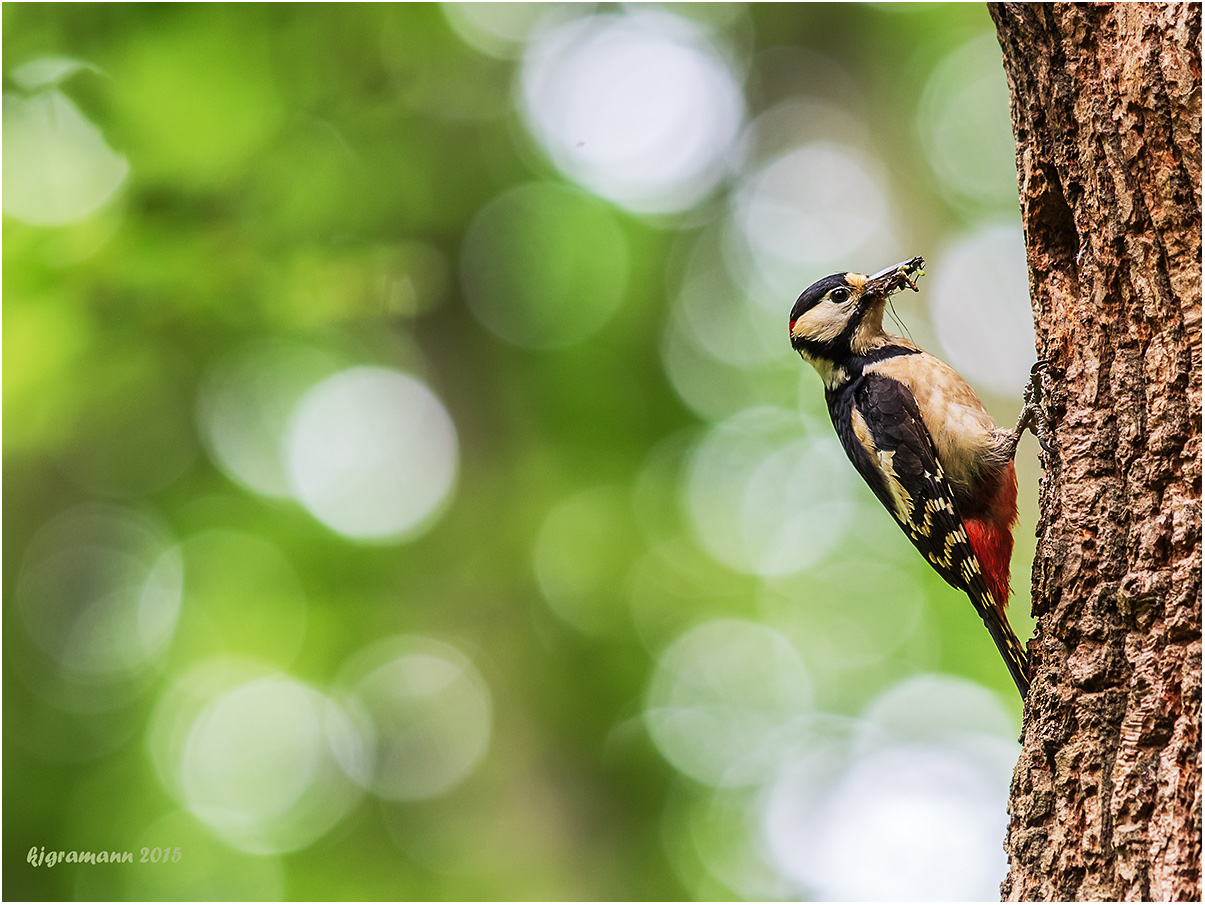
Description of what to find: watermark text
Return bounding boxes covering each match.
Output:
[26,845,182,867]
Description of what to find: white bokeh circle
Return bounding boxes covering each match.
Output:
[16,504,182,684]
[761,674,1019,900]
[645,619,814,787]
[730,142,894,297]
[520,11,744,213]
[929,223,1035,397]
[198,340,338,499]
[285,367,458,542]
[337,635,493,801]
[460,182,629,349]
[683,406,855,577]
[918,32,1019,210]
[3,77,129,225]
[151,662,365,856]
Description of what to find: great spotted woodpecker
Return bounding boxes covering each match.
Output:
[789,256,1048,697]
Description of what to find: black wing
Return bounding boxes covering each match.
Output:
[828,372,1030,695]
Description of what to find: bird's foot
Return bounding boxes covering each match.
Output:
[1011,359,1054,457]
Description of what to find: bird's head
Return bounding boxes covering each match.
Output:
[788,256,925,368]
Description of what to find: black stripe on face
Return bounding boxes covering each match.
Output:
[793,334,842,360]
[789,273,850,326]
[835,301,872,348]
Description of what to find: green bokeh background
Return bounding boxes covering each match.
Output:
[4,3,1039,900]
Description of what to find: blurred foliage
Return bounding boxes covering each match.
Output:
[4,3,1036,901]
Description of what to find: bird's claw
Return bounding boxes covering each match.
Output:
[1019,359,1055,455]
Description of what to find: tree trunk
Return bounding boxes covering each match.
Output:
[988,3,1201,901]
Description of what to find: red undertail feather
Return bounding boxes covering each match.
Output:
[963,462,1019,616]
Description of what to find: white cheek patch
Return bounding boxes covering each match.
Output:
[791,300,851,345]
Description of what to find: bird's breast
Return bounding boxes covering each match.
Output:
[864,351,998,493]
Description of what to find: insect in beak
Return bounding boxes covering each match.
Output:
[865,256,926,298]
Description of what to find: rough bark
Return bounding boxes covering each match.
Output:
[988,3,1202,901]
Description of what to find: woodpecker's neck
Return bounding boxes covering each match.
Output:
[850,299,888,356]
[799,299,917,391]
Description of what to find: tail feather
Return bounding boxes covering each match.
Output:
[969,585,1031,696]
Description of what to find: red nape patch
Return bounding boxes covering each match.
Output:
[964,516,1014,615]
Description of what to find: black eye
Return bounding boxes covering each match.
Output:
[831,288,850,303]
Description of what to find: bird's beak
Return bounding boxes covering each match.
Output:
[864,256,925,298]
